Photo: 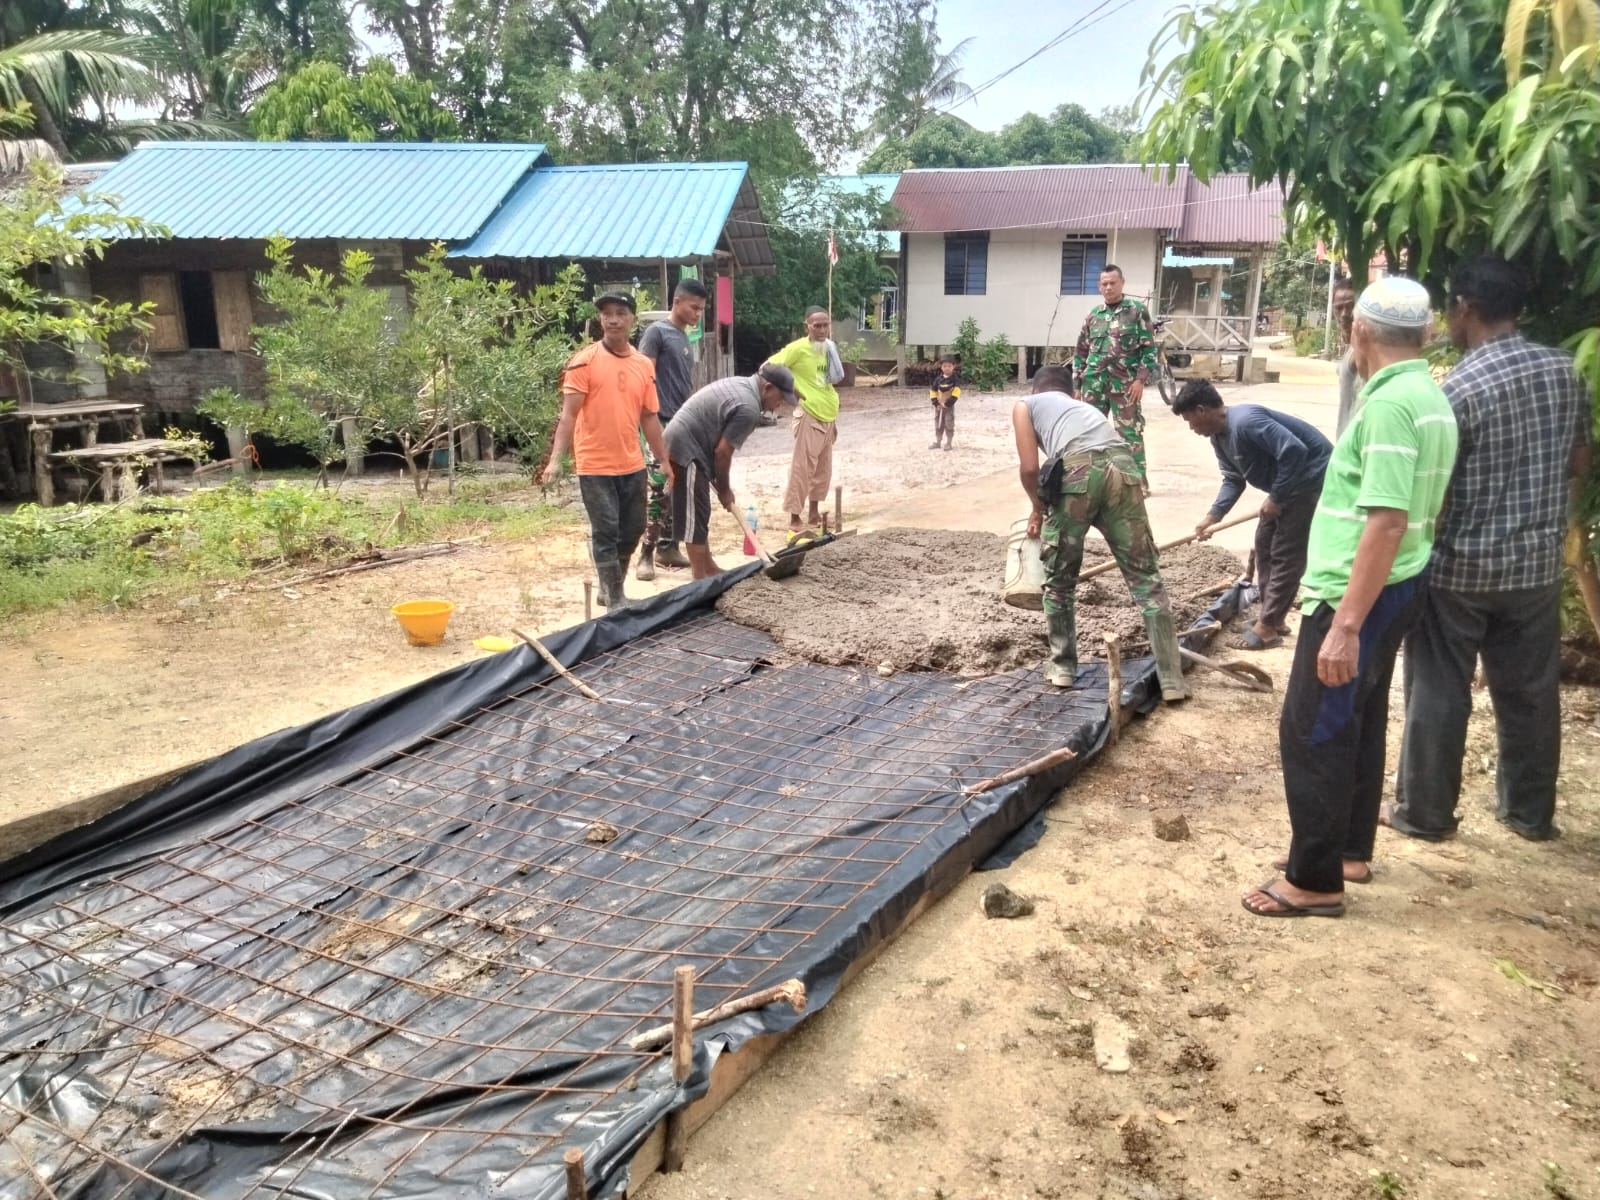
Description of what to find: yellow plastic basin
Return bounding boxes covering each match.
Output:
[391,599,455,646]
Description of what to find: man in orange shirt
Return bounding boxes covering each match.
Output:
[542,292,671,608]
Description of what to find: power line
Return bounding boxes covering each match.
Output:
[936,0,1147,118]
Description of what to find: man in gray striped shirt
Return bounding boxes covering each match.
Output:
[1389,257,1593,843]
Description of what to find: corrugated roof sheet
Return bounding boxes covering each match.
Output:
[73,142,550,240]
[889,164,1189,234]
[450,163,774,271]
[889,164,1283,246]
[1175,173,1285,246]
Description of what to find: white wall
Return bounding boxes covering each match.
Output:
[902,228,1160,348]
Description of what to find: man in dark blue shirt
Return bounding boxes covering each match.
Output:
[1173,380,1333,650]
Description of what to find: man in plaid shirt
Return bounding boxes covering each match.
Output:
[1388,256,1593,843]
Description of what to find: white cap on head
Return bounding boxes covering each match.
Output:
[1355,276,1433,329]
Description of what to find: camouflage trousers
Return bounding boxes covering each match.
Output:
[1041,447,1172,674]
[642,457,670,550]
[1083,390,1146,483]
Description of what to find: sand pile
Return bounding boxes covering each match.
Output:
[717,527,1242,675]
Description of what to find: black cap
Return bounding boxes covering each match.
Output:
[757,363,799,404]
[594,291,637,313]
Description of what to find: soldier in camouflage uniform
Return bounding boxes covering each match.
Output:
[1071,264,1160,487]
[1013,366,1187,700]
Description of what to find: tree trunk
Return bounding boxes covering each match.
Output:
[18,76,70,161]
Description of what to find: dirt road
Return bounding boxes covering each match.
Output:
[4,356,1598,1198]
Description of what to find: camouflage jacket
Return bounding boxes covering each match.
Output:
[1072,299,1159,399]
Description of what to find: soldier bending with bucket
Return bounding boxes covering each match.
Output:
[1012,365,1188,700]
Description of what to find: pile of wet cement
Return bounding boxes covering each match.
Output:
[716,527,1243,675]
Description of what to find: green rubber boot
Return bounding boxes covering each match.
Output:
[1145,611,1189,702]
[1044,604,1078,687]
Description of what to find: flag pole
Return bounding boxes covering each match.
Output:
[827,227,834,317]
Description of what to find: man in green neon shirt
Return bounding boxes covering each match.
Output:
[768,306,843,537]
[1244,276,1458,920]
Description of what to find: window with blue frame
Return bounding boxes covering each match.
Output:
[1060,237,1109,295]
[943,232,989,295]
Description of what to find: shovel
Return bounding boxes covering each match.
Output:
[731,506,806,581]
[1179,646,1274,692]
[1079,508,1262,582]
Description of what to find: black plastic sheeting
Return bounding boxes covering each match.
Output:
[0,566,1243,1200]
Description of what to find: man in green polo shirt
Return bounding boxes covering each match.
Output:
[1243,276,1458,921]
[769,306,843,537]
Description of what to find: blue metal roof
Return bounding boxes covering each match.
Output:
[449,163,757,262]
[75,142,551,240]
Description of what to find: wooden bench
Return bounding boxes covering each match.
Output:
[49,439,198,503]
[1,400,149,503]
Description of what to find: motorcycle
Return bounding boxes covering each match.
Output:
[1150,318,1185,409]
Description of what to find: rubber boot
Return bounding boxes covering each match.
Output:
[605,560,630,609]
[1044,604,1078,687]
[1145,611,1189,702]
[593,560,616,608]
[635,545,656,581]
[656,542,691,569]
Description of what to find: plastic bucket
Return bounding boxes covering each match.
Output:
[391,599,455,646]
[1003,518,1045,610]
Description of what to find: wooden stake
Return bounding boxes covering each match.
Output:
[963,744,1078,797]
[833,485,843,533]
[1104,633,1123,745]
[663,964,696,1172]
[563,1148,587,1200]
[583,579,593,622]
[627,978,807,1050]
[513,628,604,701]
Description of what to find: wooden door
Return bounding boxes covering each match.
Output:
[213,271,254,351]
[138,273,186,351]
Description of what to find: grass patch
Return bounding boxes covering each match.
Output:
[0,476,578,618]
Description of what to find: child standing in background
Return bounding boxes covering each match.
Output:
[930,354,961,450]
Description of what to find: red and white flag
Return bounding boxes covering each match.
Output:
[827,231,838,266]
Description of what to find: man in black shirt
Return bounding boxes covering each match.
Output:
[637,278,709,579]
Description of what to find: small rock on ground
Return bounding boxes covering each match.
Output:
[979,882,1035,919]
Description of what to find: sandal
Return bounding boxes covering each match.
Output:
[1241,881,1345,919]
[1272,855,1372,884]
[1229,628,1283,651]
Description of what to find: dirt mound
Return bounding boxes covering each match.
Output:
[716,527,1242,674]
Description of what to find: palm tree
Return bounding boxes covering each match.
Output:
[128,0,274,120]
[870,15,977,141]
[0,29,166,159]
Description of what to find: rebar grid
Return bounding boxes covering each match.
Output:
[0,614,1104,1199]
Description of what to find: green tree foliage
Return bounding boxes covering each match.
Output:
[861,0,975,140]
[738,179,894,347]
[208,239,586,491]
[1142,0,1600,580]
[127,0,274,120]
[434,0,875,177]
[0,162,162,413]
[863,104,1129,171]
[251,58,456,141]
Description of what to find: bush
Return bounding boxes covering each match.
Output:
[950,317,1017,390]
[1292,326,1328,358]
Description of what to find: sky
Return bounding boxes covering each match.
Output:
[929,0,1185,132]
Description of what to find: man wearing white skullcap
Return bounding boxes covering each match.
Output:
[1245,276,1459,920]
